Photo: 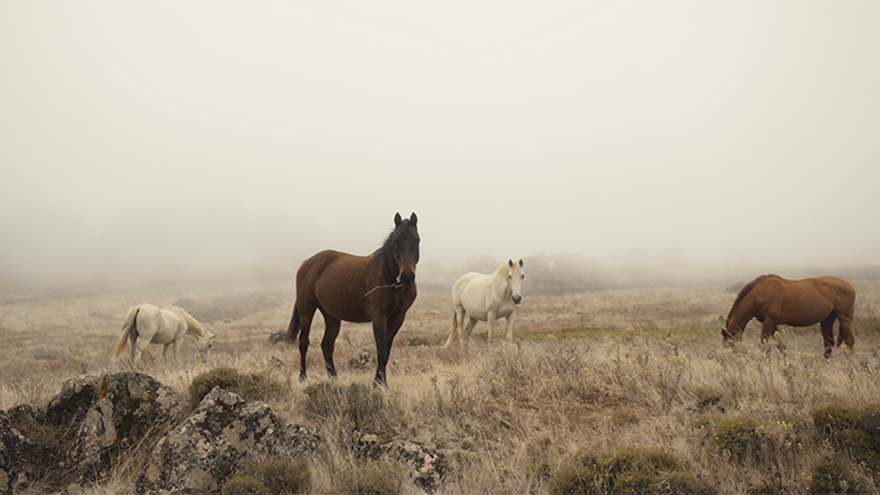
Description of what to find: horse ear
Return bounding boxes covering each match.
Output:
[409,212,418,227]
[508,259,514,267]
[519,259,524,267]
[394,212,402,227]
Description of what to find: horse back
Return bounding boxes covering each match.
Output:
[815,276,855,314]
[453,271,514,319]
[757,276,853,325]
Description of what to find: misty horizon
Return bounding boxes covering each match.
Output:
[2,2,879,293]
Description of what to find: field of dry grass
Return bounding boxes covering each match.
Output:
[3,279,880,494]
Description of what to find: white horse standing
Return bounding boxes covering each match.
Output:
[112,304,215,364]
[444,259,525,348]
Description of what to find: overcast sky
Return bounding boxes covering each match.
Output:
[2,1,879,289]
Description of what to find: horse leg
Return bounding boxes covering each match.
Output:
[321,312,341,378]
[372,316,391,386]
[463,317,478,347]
[821,314,836,358]
[297,306,317,381]
[505,311,517,343]
[373,312,407,386]
[759,319,775,344]
[174,337,185,362]
[837,310,855,350]
[487,311,498,345]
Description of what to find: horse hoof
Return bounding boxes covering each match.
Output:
[299,373,308,382]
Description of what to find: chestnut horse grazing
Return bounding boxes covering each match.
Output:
[721,274,855,358]
[286,212,420,385]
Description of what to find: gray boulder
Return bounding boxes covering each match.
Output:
[70,371,188,481]
[393,440,444,492]
[136,386,319,494]
[0,411,34,494]
[0,372,186,493]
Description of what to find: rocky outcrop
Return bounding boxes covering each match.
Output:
[1,371,441,494]
[136,387,320,494]
[0,372,186,493]
[0,372,319,495]
[70,371,189,481]
[0,411,34,494]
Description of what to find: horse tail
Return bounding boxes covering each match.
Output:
[285,305,301,345]
[113,306,139,361]
[725,274,777,329]
[443,312,458,349]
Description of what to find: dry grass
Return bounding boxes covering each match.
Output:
[3,280,880,494]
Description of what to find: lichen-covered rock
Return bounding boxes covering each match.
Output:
[44,374,99,427]
[392,440,444,491]
[136,387,319,494]
[70,371,188,482]
[346,345,377,371]
[0,411,34,495]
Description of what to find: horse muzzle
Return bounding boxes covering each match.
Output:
[512,295,522,305]
[398,271,416,287]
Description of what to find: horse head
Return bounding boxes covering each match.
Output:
[507,259,525,304]
[721,326,741,347]
[392,212,420,287]
[197,331,216,363]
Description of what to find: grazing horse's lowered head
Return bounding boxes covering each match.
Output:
[390,212,420,287]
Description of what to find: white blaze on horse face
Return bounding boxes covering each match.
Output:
[507,259,525,304]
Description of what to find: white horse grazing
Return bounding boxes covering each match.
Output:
[444,259,525,349]
[112,304,215,364]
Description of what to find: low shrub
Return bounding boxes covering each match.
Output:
[808,457,871,494]
[811,403,878,466]
[189,366,286,406]
[221,474,269,495]
[303,381,389,432]
[235,456,311,495]
[333,460,403,495]
[712,415,763,461]
[548,447,714,495]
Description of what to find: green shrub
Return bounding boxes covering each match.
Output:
[713,415,763,461]
[189,366,286,406]
[858,405,880,455]
[333,460,403,495]
[812,404,860,440]
[811,404,877,465]
[221,474,269,495]
[548,447,714,495]
[808,457,870,494]
[243,456,311,495]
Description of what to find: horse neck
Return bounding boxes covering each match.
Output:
[183,314,207,339]
[373,243,399,284]
[726,297,754,335]
[491,266,512,298]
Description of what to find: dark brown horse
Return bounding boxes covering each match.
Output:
[285,212,420,385]
[721,274,855,358]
